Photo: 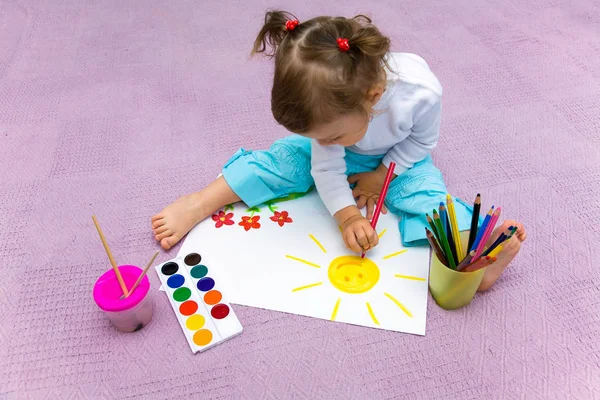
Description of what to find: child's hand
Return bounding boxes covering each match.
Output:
[335,206,379,253]
[348,165,394,219]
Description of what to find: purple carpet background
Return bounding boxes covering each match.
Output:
[1,0,599,398]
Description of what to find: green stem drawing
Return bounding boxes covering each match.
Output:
[244,188,313,216]
[224,204,235,212]
[246,206,260,217]
[265,188,312,209]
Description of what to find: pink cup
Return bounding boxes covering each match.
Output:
[93,265,153,332]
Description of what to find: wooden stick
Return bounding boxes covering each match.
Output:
[92,215,128,295]
[126,251,160,298]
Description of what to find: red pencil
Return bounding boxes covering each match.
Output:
[362,162,396,258]
[463,256,496,272]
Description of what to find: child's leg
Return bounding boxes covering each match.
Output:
[152,136,313,250]
[384,155,474,247]
[220,135,314,208]
[384,155,526,290]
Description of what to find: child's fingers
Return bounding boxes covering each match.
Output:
[354,227,369,250]
[365,225,379,248]
[366,198,375,219]
[381,204,388,214]
[342,224,363,253]
[345,230,362,253]
[347,174,362,184]
[356,195,368,209]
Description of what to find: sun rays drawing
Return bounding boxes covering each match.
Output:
[286,233,426,326]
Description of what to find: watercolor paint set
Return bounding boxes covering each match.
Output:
[155,252,243,353]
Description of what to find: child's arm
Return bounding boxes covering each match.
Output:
[382,86,442,173]
[310,141,355,215]
[311,141,378,252]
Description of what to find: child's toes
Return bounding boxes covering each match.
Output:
[161,235,180,250]
[152,217,165,229]
[485,220,513,247]
[154,225,168,235]
[155,230,172,241]
[151,213,163,222]
[515,223,527,242]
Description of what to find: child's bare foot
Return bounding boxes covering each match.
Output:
[151,176,240,250]
[477,220,527,292]
[151,192,208,250]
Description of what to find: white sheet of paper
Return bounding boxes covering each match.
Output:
[178,191,430,335]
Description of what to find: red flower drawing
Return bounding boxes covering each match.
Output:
[212,210,234,228]
[270,211,293,227]
[239,215,261,231]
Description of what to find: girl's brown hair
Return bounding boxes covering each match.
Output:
[252,11,391,133]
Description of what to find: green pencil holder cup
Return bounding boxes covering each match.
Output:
[428,231,485,310]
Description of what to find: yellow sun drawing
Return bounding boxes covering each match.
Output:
[286,234,426,326]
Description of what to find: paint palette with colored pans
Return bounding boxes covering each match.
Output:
[155,252,243,353]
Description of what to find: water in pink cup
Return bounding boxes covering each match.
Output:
[93,265,153,332]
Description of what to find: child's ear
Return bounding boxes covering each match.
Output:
[366,84,385,105]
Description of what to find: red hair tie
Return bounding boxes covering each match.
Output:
[285,20,299,31]
[337,38,350,52]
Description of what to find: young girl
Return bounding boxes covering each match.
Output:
[152,11,526,291]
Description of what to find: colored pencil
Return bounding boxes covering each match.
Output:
[464,256,496,272]
[426,228,448,266]
[488,245,503,258]
[447,194,463,260]
[462,256,489,272]
[362,162,396,258]
[426,213,439,240]
[470,206,494,252]
[456,250,475,271]
[125,251,159,298]
[467,194,481,252]
[439,203,459,265]
[439,202,448,235]
[92,215,128,295]
[481,225,513,257]
[474,207,502,259]
[433,210,456,269]
[503,226,518,243]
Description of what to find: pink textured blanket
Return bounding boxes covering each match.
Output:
[1,0,599,398]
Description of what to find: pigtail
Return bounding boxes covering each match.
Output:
[252,10,299,57]
[347,15,390,59]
